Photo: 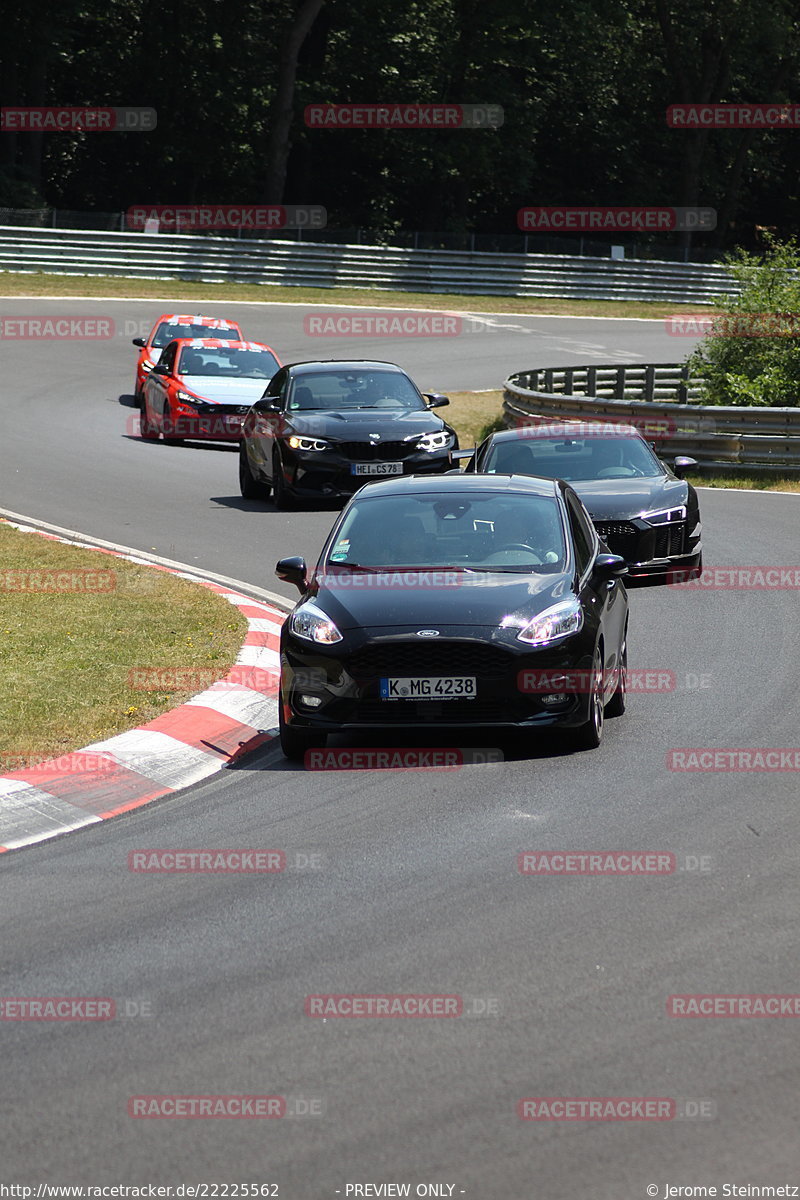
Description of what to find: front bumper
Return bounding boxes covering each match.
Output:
[594,516,701,578]
[281,444,454,497]
[280,630,598,732]
[163,410,248,442]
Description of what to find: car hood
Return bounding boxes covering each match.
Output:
[289,409,446,440]
[571,476,688,520]
[312,569,573,631]
[180,376,273,405]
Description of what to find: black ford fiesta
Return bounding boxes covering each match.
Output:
[239,360,457,507]
[275,474,629,759]
[465,422,702,579]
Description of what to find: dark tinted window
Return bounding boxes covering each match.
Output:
[566,493,595,575]
[178,347,279,378]
[326,491,567,572]
[288,369,425,412]
[485,434,662,480]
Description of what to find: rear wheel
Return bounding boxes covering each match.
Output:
[272,449,294,510]
[605,629,627,718]
[239,443,271,499]
[279,705,327,761]
[572,646,604,750]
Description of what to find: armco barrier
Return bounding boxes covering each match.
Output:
[502,365,800,474]
[0,225,736,302]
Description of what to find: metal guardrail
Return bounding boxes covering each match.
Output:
[0,225,737,302]
[503,364,800,474]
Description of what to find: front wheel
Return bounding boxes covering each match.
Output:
[239,443,271,499]
[572,647,604,750]
[272,449,294,510]
[279,706,327,761]
[139,407,159,441]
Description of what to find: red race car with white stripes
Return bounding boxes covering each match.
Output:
[140,338,282,443]
[132,313,243,404]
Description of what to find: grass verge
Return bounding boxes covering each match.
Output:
[0,270,712,320]
[0,522,248,767]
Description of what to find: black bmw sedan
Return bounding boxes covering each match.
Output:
[275,474,629,759]
[239,360,457,507]
[465,422,702,579]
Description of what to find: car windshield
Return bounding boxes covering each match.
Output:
[325,492,567,573]
[484,434,663,481]
[177,347,279,378]
[288,370,426,412]
[153,322,239,348]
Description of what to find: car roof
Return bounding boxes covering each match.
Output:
[487,421,644,441]
[284,360,408,375]
[167,339,275,351]
[154,314,241,327]
[349,474,563,500]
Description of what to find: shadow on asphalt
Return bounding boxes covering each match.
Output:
[232,724,584,774]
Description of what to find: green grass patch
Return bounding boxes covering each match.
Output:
[687,472,800,493]
[0,270,713,320]
[0,522,248,766]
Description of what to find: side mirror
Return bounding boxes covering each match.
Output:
[673,455,697,478]
[151,363,170,375]
[424,393,449,408]
[276,555,308,592]
[132,337,146,347]
[594,553,628,580]
[258,395,282,410]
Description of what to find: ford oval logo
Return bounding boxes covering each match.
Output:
[416,629,440,637]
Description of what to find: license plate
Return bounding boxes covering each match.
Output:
[380,676,476,700]
[351,462,404,476]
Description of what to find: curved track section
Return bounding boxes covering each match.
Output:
[1,298,798,1194]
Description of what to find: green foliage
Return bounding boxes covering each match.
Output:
[687,237,800,407]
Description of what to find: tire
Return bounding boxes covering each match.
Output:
[605,628,627,718]
[279,705,327,761]
[272,449,294,510]
[239,442,271,500]
[572,646,604,750]
[139,406,159,441]
[134,388,144,410]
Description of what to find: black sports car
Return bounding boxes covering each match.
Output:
[275,474,629,759]
[239,360,457,507]
[465,422,702,579]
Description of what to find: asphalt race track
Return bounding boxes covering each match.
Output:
[2,296,800,1196]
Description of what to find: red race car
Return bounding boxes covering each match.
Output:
[132,313,243,404]
[139,338,282,444]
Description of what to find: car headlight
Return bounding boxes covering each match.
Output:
[288,435,329,451]
[290,604,343,645]
[176,390,201,405]
[640,505,686,525]
[504,599,584,646]
[417,430,452,452]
